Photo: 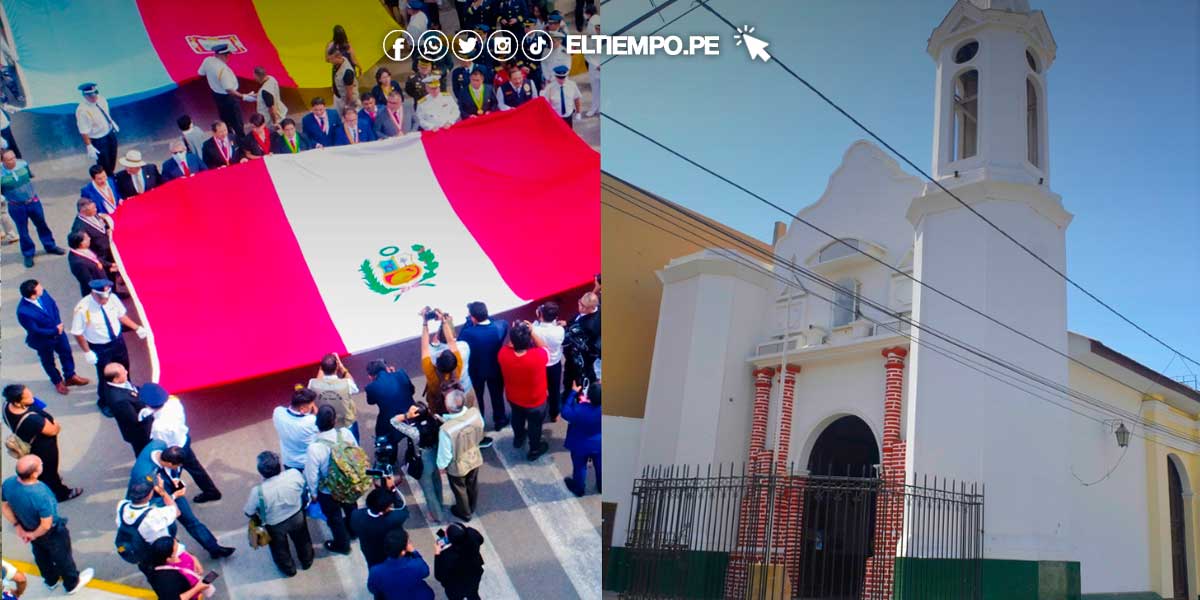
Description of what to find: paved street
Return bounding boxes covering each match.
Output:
[0,35,601,600]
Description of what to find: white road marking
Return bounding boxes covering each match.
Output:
[490,429,601,600]
[215,529,292,599]
[397,469,521,599]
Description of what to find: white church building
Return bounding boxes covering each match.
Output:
[603,1,1200,598]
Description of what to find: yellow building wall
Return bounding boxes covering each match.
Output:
[600,173,770,419]
[1143,395,1200,598]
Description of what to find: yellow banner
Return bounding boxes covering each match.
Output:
[253,0,398,89]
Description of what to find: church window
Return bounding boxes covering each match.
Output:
[952,70,979,160]
[954,40,979,64]
[832,278,860,328]
[1026,49,1039,72]
[818,239,861,263]
[1026,78,1040,167]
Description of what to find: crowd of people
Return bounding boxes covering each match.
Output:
[1,2,600,598]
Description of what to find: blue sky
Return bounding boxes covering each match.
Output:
[601,0,1200,381]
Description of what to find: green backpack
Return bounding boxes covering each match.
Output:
[318,430,372,504]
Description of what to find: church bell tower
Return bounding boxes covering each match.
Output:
[905,0,1080,596]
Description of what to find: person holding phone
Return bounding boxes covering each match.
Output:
[434,523,485,600]
[146,536,214,600]
[562,382,602,497]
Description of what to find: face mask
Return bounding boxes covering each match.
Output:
[173,152,186,161]
[95,290,111,300]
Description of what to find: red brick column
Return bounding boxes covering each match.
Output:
[863,347,908,599]
[726,367,777,598]
[771,366,802,597]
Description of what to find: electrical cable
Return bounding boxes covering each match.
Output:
[677,0,1200,370]
[603,183,1198,451]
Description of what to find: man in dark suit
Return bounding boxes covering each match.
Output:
[271,118,311,154]
[375,90,406,139]
[113,150,161,198]
[101,363,151,457]
[79,164,122,216]
[301,97,340,148]
[458,301,510,430]
[456,69,498,120]
[332,107,376,146]
[66,230,113,297]
[128,440,236,559]
[70,197,112,262]
[364,359,416,443]
[16,280,88,395]
[160,140,206,182]
[200,121,243,169]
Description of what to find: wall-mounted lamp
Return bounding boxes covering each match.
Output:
[1104,420,1131,448]
[1038,177,1044,185]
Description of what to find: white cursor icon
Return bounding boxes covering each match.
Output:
[735,25,771,62]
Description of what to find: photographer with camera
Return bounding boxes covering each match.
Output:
[498,321,551,461]
[365,359,416,448]
[392,401,446,523]
[562,291,600,393]
[243,451,312,577]
[434,522,485,600]
[349,485,409,568]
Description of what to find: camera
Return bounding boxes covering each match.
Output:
[373,434,398,476]
[423,306,441,321]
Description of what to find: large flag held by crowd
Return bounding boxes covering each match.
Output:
[3,0,397,110]
[110,100,600,392]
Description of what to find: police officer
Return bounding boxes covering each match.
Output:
[68,279,149,414]
[493,0,527,38]
[405,60,444,132]
[451,55,493,98]
[542,64,582,128]
[416,75,460,131]
[198,44,248,135]
[75,83,120,176]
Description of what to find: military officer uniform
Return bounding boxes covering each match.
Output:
[415,76,461,131]
[75,83,120,176]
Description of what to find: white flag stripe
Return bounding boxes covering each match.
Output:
[264,135,525,354]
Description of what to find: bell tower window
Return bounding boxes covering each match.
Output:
[1026,78,1040,168]
[952,70,979,161]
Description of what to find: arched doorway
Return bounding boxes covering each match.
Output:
[806,414,880,477]
[1168,457,1190,600]
[799,415,881,598]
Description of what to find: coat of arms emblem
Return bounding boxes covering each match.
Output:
[360,244,438,301]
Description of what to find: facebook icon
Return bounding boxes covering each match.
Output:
[383,30,414,61]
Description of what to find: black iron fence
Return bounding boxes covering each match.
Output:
[618,464,983,600]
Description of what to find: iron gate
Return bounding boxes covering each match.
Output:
[620,464,983,600]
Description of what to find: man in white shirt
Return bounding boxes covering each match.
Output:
[252,66,287,129]
[532,302,566,421]
[405,1,429,67]
[137,383,223,504]
[416,75,460,131]
[117,479,180,575]
[274,388,320,471]
[68,279,148,412]
[304,405,361,555]
[198,44,247,135]
[542,65,582,129]
[74,83,120,175]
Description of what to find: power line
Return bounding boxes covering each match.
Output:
[603,183,1200,449]
[604,186,1195,451]
[610,0,1200,369]
[610,0,683,36]
[602,0,708,66]
[600,116,1193,432]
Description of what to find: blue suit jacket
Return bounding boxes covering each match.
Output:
[16,293,63,350]
[79,179,122,214]
[160,153,206,183]
[333,119,378,146]
[301,112,341,148]
[561,391,601,454]
[458,319,509,379]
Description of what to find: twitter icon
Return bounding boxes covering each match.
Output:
[452,30,484,61]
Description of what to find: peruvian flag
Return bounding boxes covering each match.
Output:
[110,101,598,392]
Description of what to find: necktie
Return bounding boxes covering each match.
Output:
[319,116,326,133]
[135,174,143,194]
[560,85,566,115]
[99,303,117,343]
[181,159,190,177]
[351,127,357,143]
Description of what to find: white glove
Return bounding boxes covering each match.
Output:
[86,145,99,160]
[137,407,154,422]
[84,350,98,365]
[135,327,150,340]
[112,123,120,133]
[242,93,257,103]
